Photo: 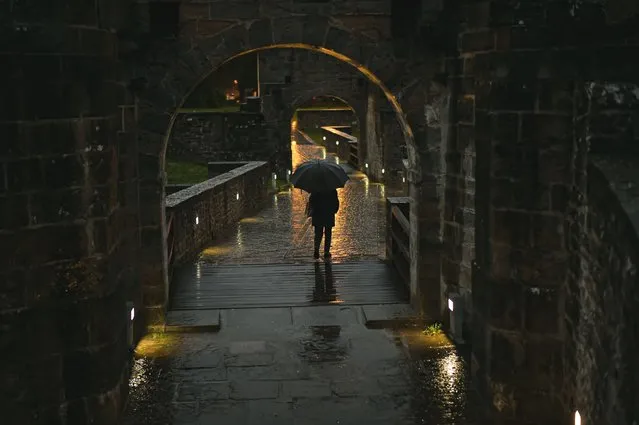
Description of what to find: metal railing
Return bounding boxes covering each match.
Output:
[386,197,411,287]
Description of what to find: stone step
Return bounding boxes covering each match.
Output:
[361,303,429,329]
[165,309,221,333]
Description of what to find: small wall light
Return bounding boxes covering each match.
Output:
[575,411,581,425]
[448,298,454,311]
[287,169,291,176]
[323,136,326,141]
[402,177,406,183]
[130,306,135,321]
[195,216,199,225]
[365,163,369,168]
[273,173,277,180]
[236,193,240,200]
[336,141,339,146]
[335,157,339,164]
[381,168,385,174]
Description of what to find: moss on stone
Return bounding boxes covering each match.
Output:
[166,160,209,184]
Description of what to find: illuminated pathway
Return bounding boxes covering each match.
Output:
[196,137,387,265]
[121,134,480,425]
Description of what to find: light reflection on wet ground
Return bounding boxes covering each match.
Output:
[122,135,480,424]
[122,310,480,425]
[198,141,388,264]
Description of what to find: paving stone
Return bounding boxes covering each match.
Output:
[330,379,384,397]
[361,304,421,328]
[221,308,293,333]
[229,340,268,354]
[174,367,227,382]
[197,401,249,425]
[230,380,280,400]
[171,402,200,423]
[166,310,221,332]
[281,380,332,399]
[292,305,360,326]
[225,352,275,367]
[247,400,294,425]
[176,382,230,402]
[177,348,226,369]
[227,363,311,381]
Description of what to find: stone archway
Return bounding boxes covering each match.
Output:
[132,16,444,322]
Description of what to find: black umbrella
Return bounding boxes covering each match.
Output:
[290,159,349,193]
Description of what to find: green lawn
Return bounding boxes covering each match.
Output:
[177,105,241,113]
[165,160,209,184]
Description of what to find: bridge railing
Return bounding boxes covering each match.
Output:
[386,197,411,287]
[348,140,359,168]
[165,161,271,280]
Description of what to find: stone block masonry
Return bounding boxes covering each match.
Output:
[0,2,141,424]
[166,162,272,268]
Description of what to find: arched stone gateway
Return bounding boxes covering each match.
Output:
[132,16,447,322]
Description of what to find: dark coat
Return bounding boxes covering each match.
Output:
[309,190,340,227]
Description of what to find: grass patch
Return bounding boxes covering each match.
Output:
[178,105,241,113]
[166,160,208,184]
[300,128,324,144]
[422,322,443,336]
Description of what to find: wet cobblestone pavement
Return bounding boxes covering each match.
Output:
[122,306,481,425]
[198,138,390,264]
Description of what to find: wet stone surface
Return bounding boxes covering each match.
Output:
[122,307,481,425]
[197,142,391,265]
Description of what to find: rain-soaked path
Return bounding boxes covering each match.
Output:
[195,133,389,265]
[121,132,481,424]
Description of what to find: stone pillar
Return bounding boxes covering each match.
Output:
[364,83,384,180]
[381,108,406,192]
[463,2,577,421]
[0,1,136,423]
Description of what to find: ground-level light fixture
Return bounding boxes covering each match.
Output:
[236,193,240,200]
[336,157,339,164]
[336,141,339,146]
[402,177,406,183]
[323,136,326,141]
[575,411,581,425]
[365,163,369,168]
[126,301,135,349]
[381,168,385,174]
[273,173,277,180]
[195,215,199,225]
[448,293,464,343]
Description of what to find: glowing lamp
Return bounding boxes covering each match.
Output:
[365,163,369,168]
[448,298,454,311]
[130,307,135,321]
[323,136,326,141]
[236,193,240,200]
[195,216,199,225]
[402,177,406,183]
[575,411,581,425]
[336,141,339,146]
[381,168,385,174]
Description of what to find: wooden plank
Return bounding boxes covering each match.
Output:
[391,205,410,234]
[169,260,409,310]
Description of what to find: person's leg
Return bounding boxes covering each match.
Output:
[313,225,323,259]
[324,226,332,257]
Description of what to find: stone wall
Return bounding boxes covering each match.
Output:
[1,1,141,424]
[166,162,271,266]
[296,109,358,131]
[564,158,639,425]
[168,112,289,173]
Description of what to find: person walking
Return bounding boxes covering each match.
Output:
[308,189,339,260]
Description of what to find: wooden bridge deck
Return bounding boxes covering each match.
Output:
[170,260,409,310]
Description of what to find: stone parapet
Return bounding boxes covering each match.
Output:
[165,161,271,267]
